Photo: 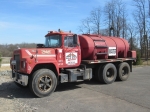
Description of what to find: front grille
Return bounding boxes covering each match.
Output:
[14,55,20,70]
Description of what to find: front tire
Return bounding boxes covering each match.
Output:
[29,69,57,97]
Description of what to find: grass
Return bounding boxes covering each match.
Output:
[1,57,11,64]
[142,60,150,65]
[0,57,11,71]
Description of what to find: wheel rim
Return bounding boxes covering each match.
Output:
[38,75,52,92]
[122,66,129,77]
[106,68,115,81]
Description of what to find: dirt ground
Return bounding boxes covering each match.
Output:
[0,66,11,71]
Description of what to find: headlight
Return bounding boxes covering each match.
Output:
[11,60,16,65]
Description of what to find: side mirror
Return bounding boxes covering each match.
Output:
[73,34,78,45]
[37,44,45,48]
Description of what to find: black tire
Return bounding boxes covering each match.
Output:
[14,82,28,88]
[117,62,130,81]
[29,69,57,98]
[99,63,117,84]
[95,65,103,82]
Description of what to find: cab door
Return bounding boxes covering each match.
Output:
[63,35,81,67]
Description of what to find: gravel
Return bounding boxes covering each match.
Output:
[0,70,11,76]
[0,70,37,112]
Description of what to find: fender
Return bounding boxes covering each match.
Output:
[26,57,59,75]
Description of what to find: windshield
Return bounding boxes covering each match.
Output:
[45,35,61,47]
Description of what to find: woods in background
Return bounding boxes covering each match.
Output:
[0,43,36,57]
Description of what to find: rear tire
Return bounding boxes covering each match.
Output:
[99,63,117,84]
[117,62,130,81]
[94,65,103,82]
[29,69,57,97]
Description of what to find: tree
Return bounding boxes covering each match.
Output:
[127,22,137,50]
[104,0,128,38]
[79,17,92,34]
[128,37,138,50]
[90,7,101,34]
[133,0,150,59]
[0,53,2,67]
[79,7,101,34]
[134,53,143,65]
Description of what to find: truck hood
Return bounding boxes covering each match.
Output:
[14,48,56,58]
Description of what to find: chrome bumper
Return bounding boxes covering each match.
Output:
[12,70,28,86]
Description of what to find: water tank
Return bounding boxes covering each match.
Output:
[78,34,129,60]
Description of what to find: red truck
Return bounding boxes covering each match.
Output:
[10,30,136,97]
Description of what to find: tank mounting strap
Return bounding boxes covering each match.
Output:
[93,39,105,42]
[95,46,108,48]
[96,53,108,55]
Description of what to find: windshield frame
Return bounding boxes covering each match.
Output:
[45,34,62,48]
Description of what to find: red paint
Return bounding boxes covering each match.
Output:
[79,34,129,60]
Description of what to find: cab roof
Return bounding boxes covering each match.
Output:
[45,30,73,37]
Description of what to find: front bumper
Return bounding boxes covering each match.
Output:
[11,60,28,86]
[12,70,28,86]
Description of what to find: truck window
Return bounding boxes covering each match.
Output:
[64,36,74,47]
[45,35,61,47]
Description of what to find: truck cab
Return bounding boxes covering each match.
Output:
[44,31,81,68]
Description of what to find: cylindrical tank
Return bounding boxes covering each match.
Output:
[79,34,129,60]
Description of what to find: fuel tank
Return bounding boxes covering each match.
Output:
[78,34,129,60]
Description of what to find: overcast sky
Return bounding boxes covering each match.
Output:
[0,0,134,44]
